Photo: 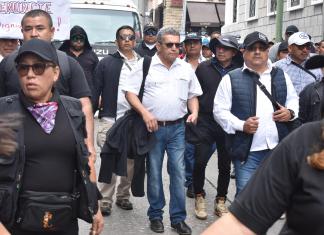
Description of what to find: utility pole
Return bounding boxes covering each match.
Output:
[275,0,284,42]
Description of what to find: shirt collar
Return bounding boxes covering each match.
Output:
[152,54,181,68]
[117,50,139,62]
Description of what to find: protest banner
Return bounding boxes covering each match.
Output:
[0,0,70,40]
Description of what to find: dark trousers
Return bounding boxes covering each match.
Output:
[193,126,231,198]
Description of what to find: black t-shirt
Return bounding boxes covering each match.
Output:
[0,51,91,99]
[229,121,324,235]
[20,93,76,193]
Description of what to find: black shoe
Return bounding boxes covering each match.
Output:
[171,221,192,235]
[116,199,133,210]
[100,202,111,216]
[150,219,164,233]
[186,185,194,198]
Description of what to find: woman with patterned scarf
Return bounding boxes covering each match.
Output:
[0,39,104,235]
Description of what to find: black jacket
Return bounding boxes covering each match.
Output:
[93,52,124,117]
[0,94,98,228]
[59,26,99,105]
[299,80,324,123]
[135,41,157,57]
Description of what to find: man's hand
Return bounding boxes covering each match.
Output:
[87,144,97,163]
[186,112,198,125]
[90,208,104,234]
[273,104,291,122]
[142,111,158,132]
[243,116,259,134]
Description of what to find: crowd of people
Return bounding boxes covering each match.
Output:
[0,8,324,235]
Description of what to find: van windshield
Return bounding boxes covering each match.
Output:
[71,8,142,44]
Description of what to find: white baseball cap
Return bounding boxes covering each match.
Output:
[288,32,311,46]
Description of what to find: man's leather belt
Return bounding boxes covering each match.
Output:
[157,118,183,126]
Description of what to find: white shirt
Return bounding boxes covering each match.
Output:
[144,42,156,50]
[0,54,3,62]
[103,50,140,123]
[122,54,202,121]
[213,61,299,151]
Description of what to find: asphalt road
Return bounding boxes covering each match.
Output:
[78,119,285,235]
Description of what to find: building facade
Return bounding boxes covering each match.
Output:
[222,0,324,43]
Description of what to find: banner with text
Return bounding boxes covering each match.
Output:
[0,0,70,40]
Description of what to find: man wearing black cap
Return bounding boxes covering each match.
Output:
[183,32,204,70]
[135,24,158,57]
[276,41,289,61]
[59,25,99,105]
[190,35,243,220]
[214,31,299,195]
[269,24,299,62]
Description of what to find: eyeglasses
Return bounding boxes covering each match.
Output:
[16,63,55,76]
[162,42,181,49]
[294,43,312,51]
[71,35,85,42]
[118,34,136,41]
[246,44,268,52]
[144,29,157,36]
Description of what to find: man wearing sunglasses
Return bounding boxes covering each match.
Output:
[124,27,202,235]
[0,9,96,167]
[59,25,99,106]
[275,32,323,95]
[214,31,299,196]
[93,25,140,217]
[135,24,158,57]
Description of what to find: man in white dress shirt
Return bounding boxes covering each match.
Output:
[213,31,299,195]
[124,27,202,235]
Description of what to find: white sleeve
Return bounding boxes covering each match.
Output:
[213,74,245,134]
[284,72,299,119]
[188,67,203,99]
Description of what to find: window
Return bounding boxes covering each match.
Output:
[267,0,277,15]
[246,0,258,20]
[233,0,238,23]
[287,0,304,11]
[249,0,256,18]
[311,0,323,5]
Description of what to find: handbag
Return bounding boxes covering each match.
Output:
[16,190,78,232]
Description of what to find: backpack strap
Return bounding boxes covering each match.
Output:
[138,55,152,102]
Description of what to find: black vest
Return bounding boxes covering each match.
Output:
[226,67,289,162]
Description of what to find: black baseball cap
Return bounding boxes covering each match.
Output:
[15,39,58,65]
[305,55,324,69]
[285,25,299,34]
[243,31,269,48]
[209,35,239,54]
[144,24,158,34]
[278,41,288,52]
[184,32,201,42]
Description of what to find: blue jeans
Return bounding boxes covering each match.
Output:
[147,122,186,224]
[233,149,271,196]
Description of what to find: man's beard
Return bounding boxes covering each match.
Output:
[71,45,84,52]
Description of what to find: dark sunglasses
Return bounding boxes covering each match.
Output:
[16,63,55,76]
[294,43,312,51]
[246,44,268,52]
[71,35,85,42]
[118,34,136,41]
[144,29,157,36]
[163,42,181,49]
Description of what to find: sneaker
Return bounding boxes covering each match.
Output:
[116,198,133,210]
[186,185,194,198]
[214,197,228,217]
[100,201,112,216]
[194,194,207,220]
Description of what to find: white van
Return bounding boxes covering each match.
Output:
[70,0,142,59]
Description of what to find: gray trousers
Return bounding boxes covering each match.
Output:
[97,119,134,205]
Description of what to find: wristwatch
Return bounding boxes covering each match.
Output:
[288,109,295,120]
